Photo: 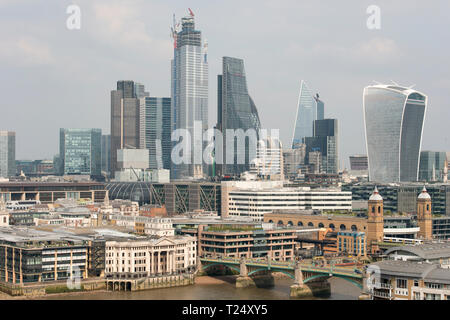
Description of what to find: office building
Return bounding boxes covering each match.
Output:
[250,137,283,179]
[292,81,324,147]
[139,97,172,170]
[283,146,305,180]
[171,11,208,179]
[105,236,197,276]
[101,135,111,176]
[418,151,447,182]
[222,181,352,221]
[216,56,261,176]
[363,84,427,182]
[59,128,101,176]
[305,119,338,174]
[111,80,142,175]
[0,131,15,178]
[349,155,368,176]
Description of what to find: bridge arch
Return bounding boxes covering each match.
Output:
[303,273,362,289]
[202,262,241,274]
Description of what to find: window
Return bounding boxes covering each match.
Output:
[397,279,407,289]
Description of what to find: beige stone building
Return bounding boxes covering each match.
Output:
[105,236,197,277]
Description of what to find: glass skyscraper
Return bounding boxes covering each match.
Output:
[304,119,338,174]
[171,12,208,179]
[111,80,142,175]
[292,80,324,148]
[363,84,427,182]
[0,131,15,178]
[140,97,172,170]
[419,151,447,181]
[60,128,102,176]
[101,134,111,175]
[216,56,261,175]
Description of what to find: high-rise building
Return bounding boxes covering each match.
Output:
[364,84,427,182]
[0,131,15,178]
[111,80,142,175]
[171,11,208,179]
[59,128,101,176]
[101,134,111,175]
[418,151,447,182]
[250,137,283,179]
[216,56,261,176]
[291,81,324,148]
[134,82,149,99]
[139,97,172,170]
[282,146,306,180]
[305,119,338,174]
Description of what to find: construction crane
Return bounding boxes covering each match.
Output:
[188,8,195,17]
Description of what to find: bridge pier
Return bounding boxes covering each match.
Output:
[290,262,330,298]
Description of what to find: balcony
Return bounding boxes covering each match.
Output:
[372,290,392,299]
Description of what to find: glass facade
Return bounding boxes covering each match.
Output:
[140,97,172,170]
[60,128,101,176]
[171,15,208,179]
[292,81,324,147]
[101,134,110,175]
[304,119,338,174]
[0,131,15,178]
[110,81,141,175]
[419,151,447,181]
[364,85,427,182]
[217,56,261,175]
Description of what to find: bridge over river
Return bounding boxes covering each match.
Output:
[198,256,368,298]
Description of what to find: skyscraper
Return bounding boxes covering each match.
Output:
[292,80,324,148]
[111,80,142,175]
[59,128,101,176]
[305,119,338,174]
[216,56,261,176]
[171,10,208,179]
[101,134,111,175]
[364,84,427,182]
[0,131,15,178]
[139,97,172,170]
[418,151,447,181]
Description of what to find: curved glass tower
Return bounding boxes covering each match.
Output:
[217,56,261,175]
[363,84,427,182]
[291,80,324,148]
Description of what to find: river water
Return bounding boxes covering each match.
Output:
[40,277,360,300]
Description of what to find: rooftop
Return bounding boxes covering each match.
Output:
[385,242,450,260]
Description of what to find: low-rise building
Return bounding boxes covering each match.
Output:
[368,260,450,300]
[111,215,175,237]
[105,236,196,278]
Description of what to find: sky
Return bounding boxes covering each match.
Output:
[1,0,450,169]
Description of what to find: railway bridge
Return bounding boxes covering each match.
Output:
[198,256,367,298]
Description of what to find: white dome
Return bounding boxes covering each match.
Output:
[418,186,431,200]
[369,186,383,201]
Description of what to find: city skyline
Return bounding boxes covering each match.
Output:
[1,1,450,170]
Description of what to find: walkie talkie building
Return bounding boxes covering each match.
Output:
[363,84,427,183]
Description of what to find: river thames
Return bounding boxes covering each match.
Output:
[38,276,361,300]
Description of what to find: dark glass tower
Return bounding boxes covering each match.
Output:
[216,56,261,176]
[140,97,172,170]
[305,119,338,174]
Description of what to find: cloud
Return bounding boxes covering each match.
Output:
[0,37,54,67]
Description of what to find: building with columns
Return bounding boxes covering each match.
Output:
[105,236,196,278]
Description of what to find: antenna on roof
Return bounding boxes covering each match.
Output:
[390,80,399,86]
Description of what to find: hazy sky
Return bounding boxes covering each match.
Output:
[1,0,449,169]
